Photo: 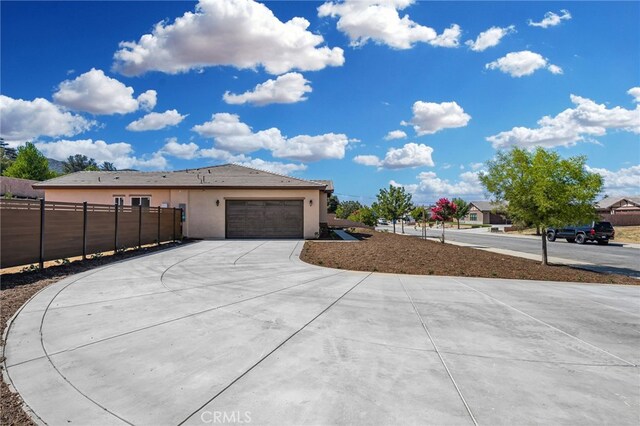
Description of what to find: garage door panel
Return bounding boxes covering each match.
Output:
[226,200,303,239]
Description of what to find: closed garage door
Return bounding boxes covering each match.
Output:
[226,200,304,239]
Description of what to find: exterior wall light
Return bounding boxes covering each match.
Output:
[309,199,313,206]
[216,199,220,206]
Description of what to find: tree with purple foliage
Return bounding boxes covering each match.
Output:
[431,198,458,243]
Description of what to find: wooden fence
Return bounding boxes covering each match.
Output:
[1,199,182,269]
[599,213,640,226]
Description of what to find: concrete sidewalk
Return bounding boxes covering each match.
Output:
[4,240,639,425]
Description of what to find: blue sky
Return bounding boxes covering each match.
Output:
[2,0,639,204]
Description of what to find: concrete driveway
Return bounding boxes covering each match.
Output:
[4,240,639,425]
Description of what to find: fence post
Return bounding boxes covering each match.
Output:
[39,198,45,269]
[114,202,119,253]
[157,207,161,246]
[173,208,176,241]
[138,205,143,249]
[82,201,88,260]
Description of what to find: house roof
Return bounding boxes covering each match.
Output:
[0,177,45,199]
[33,164,329,190]
[469,200,507,212]
[596,196,640,210]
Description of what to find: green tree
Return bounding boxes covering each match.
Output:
[335,200,363,219]
[451,197,471,229]
[479,147,603,265]
[347,205,378,227]
[374,185,413,233]
[0,138,17,175]
[327,194,339,214]
[4,142,56,181]
[100,161,117,171]
[411,206,429,222]
[63,154,98,173]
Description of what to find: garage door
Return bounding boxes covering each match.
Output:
[226,200,304,239]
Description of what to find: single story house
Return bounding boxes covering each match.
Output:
[0,176,44,199]
[464,201,509,225]
[33,164,333,239]
[596,196,640,215]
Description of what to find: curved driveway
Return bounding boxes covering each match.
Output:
[4,240,640,425]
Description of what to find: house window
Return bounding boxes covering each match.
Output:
[470,213,478,221]
[114,196,125,206]
[131,196,150,207]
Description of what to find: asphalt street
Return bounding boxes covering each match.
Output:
[378,225,640,277]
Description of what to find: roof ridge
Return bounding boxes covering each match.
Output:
[226,163,326,187]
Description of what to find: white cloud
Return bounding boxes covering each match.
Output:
[223,72,312,106]
[158,139,306,174]
[53,68,157,115]
[392,170,485,202]
[192,113,353,162]
[384,130,407,140]
[528,10,571,29]
[401,100,471,135]
[160,138,200,159]
[353,154,382,167]
[353,142,434,169]
[466,25,515,52]
[236,158,307,175]
[487,92,640,149]
[318,0,460,49]
[113,0,344,76]
[486,50,561,77]
[0,95,94,143]
[547,64,563,75]
[430,24,462,48]
[126,110,187,131]
[35,139,168,170]
[137,90,158,111]
[628,87,640,103]
[586,165,640,196]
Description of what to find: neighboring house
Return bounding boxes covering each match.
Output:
[0,176,44,199]
[464,201,509,225]
[33,164,333,239]
[596,196,640,215]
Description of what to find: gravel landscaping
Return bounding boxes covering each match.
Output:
[300,229,639,285]
[0,241,187,426]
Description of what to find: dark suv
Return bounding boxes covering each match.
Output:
[547,221,615,245]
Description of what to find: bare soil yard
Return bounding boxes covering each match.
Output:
[0,241,187,426]
[300,229,638,285]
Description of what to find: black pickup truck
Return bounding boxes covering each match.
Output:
[546,221,615,245]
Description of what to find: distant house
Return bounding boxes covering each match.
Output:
[32,164,333,240]
[0,177,44,199]
[596,196,640,215]
[464,201,509,225]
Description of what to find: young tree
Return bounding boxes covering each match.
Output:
[347,206,378,227]
[4,142,56,181]
[451,197,471,229]
[335,200,363,219]
[431,198,457,243]
[411,206,428,223]
[374,185,413,233]
[327,194,340,214]
[63,154,98,173]
[479,147,603,265]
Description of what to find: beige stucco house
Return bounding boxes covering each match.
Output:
[464,201,509,225]
[33,164,333,239]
